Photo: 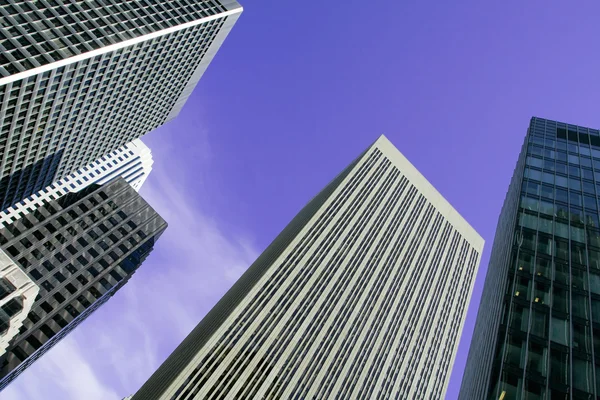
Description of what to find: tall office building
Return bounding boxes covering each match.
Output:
[133,135,483,400]
[461,117,600,399]
[0,0,242,209]
[0,177,167,390]
[0,138,153,226]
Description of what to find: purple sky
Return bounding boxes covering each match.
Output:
[4,1,600,399]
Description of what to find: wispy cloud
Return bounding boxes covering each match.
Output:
[2,127,258,399]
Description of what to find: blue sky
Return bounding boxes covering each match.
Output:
[5,1,600,399]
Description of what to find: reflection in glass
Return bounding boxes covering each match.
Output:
[552,287,569,314]
[573,357,593,393]
[533,281,550,305]
[572,323,591,353]
[550,348,569,385]
[530,310,548,339]
[526,342,547,377]
[550,316,569,346]
[510,304,530,333]
[572,293,590,321]
[505,335,526,368]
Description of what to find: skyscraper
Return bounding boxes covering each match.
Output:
[0,177,167,390]
[0,138,153,227]
[132,135,483,400]
[0,0,242,209]
[461,117,600,399]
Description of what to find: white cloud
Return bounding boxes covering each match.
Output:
[1,129,258,399]
[2,337,121,400]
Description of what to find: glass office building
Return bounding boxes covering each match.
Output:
[132,135,483,400]
[461,117,600,399]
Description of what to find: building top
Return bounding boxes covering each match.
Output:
[373,135,484,251]
[0,0,243,85]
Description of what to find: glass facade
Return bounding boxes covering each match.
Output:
[462,117,600,399]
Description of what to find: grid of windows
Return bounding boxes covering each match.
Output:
[0,177,167,390]
[0,138,152,226]
[461,117,600,399]
[0,0,242,210]
[0,0,228,76]
[132,136,483,400]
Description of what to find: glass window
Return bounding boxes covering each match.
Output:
[535,257,551,279]
[573,293,590,320]
[505,334,526,368]
[573,323,592,353]
[2,297,23,318]
[510,304,530,333]
[584,195,597,210]
[537,234,552,256]
[527,156,543,168]
[530,310,548,339]
[556,162,568,175]
[519,213,538,231]
[517,252,534,274]
[569,178,582,191]
[572,242,586,264]
[539,199,554,216]
[526,342,547,377]
[555,188,568,204]
[572,267,588,291]
[521,196,539,212]
[553,286,569,313]
[571,207,584,225]
[554,222,569,240]
[580,157,593,168]
[589,249,600,270]
[534,280,550,305]
[526,167,542,181]
[569,165,581,177]
[543,159,555,172]
[541,172,554,185]
[569,154,580,164]
[571,225,585,244]
[590,272,600,295]
[554,239,569,260]
[540,185,554,199]
[583,168,594,180]
[551,316,569,345]
[0,278,16,301]
[555,175,568,188]
[583,181,596,195]
[573,357,594,393]
[550,348,569,385]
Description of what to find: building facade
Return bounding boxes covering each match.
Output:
[0,0,242,208]
[461,117,600,399]
[0,138,153,225]
[0,177,167,390]
[133,135,483,400]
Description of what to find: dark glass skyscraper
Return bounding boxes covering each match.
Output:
[0,177,167,390]
[461,117,600,399]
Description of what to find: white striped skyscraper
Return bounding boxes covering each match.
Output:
[0,0,242,209]
[132,135,484,400]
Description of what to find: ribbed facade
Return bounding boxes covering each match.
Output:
[461,117,600,399]
[0,138,153,226]
[132,135,483,400]
[0,0,242,209]
[0,177,167,390]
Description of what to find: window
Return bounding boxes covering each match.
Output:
[2,297,23,318]
[0,278,16,301]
